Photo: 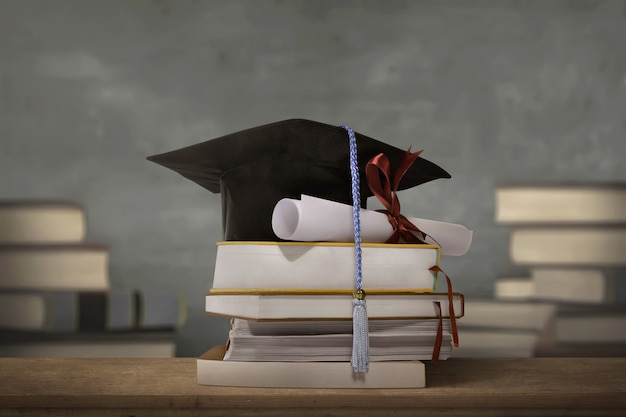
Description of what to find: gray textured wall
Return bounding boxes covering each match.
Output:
[1,0,625,356]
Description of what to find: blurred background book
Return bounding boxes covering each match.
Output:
[455,185,626,358]
[0,201,186,358]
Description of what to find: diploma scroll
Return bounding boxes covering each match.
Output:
[272,195,473,256]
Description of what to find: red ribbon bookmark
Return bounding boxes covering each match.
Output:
[429,265,459,363]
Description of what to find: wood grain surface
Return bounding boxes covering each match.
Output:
[0,357,625,416]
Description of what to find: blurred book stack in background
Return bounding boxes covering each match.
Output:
[0,200,186,357]
[491,185,626,357]
[450,298,556,358]
[455,185,626,357]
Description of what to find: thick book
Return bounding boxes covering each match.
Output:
[205,291,464,320]
[0,243,109,290]
[556,312,626,344]
[459,299,556,331]
[225,318,452,361]
[450,328,540,358]
[0,330,177,358]
[213,241,440,290]
[0,201,86,243]
[0,289,187,332]
[230,317,451,335]
[535,312,626,357]
[494,277,534,300]
[536,342,626,357]
[531,267,626,305]
[509,227,626,266]
[495,185,626,224]
[197,345,426,388]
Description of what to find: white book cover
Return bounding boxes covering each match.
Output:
[197,346,426,388]
[459,299,556,331]
[213,241,440,291]
[205,292,464,320]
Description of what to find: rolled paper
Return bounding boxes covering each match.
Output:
[272,195,473,256]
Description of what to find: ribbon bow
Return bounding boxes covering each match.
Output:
[365,148,431,244]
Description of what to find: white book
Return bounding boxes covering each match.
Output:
[557,315,626,344]
[0,201,86,244]
[205,292,464,320]
[197,346,426,388]
[531,267,626,304]
[225,333,452,362]
[451,329,539,358]
[495,185,626,224]
[509,227,626,266]
[225,318,452,362]
[213,241,440,290]
[0,243,109,291]
[494,277,534,300]
[459,299,556,331]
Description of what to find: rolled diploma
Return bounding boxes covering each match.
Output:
[272,194,473,256]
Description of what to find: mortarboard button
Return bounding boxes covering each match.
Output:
[147,119,450,241]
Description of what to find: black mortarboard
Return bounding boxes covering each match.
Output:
[147,119,450,241]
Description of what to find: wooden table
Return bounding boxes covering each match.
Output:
[1,357,625,417]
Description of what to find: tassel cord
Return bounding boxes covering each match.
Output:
[342,125,369,373]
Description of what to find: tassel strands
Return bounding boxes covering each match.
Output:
[351,289,369,373]
[342,125,369,373]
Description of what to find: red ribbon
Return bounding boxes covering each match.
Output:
[429,266,460,363]
[366,149,459,362]
[430,266,459,342]
[432,301,443,364]
[365,148,431,244]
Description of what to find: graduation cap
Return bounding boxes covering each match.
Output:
[147,119,450,241]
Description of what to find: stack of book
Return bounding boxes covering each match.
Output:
[146,119,473,387]
[198,240,465,388]
[491,184,626,357]
[450,298,556,358]
[0,200,186,357]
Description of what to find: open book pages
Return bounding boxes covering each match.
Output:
[197,345,426,388]
[225,318,452,362]
[230,317,452,335]
[205,292,464,320]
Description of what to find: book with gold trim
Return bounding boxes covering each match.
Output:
[213,241,440,291]
[205,290,463,320]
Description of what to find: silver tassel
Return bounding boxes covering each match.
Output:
[351,289,369,373]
